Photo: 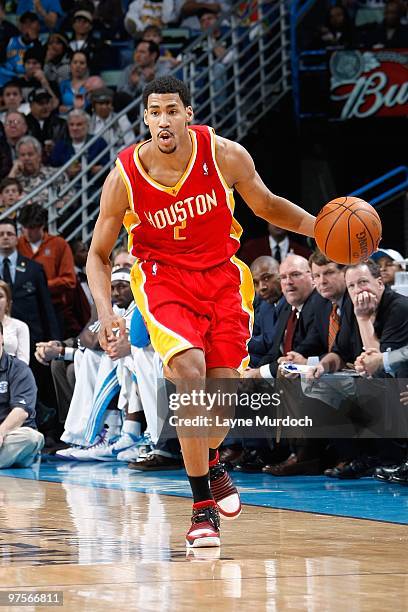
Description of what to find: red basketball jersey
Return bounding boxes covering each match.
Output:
[116,125,243,270]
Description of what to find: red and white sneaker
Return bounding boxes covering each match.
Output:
[210,460,242,520]
[186,500,220,548]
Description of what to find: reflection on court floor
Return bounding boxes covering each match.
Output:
[0,463,407,611]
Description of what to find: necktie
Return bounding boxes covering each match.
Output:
[274,243,281,263]
[2,257,12,286]
[283,308,298,354]
[328,303,340,351]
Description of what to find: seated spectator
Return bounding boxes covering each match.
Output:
[26,88,67,162]
[59,50,89,115]
[0,81,30,123]
[88,87,134,150]
[251,255,281,305]
[0,320,44,470]
[309,259,408,478]
[0,177,23,217]
[17,204,79,338]
[68,9,110,73]
[112,246,137,269]
[371,248,405,287]
[124,0,178,37]
[0,279,30,363]
[55,268,143,459]
[0,111,28,180]
[0,1,19,64]
[84,75,138,124]
[248,255,280,368]
[117,40,170,97]
[179,0,230,30]
[43,33,72,86]
[0,12,43,87]
[363,0,408,47]
[190,7,235,110]
[16,0,62,31]
[92,0,127,40]
[14,47,59,107]
[69,237,93,306]
[142,24,181,69]
[50,109,109,183]
[309,4,355,49]
[8,135,72,211]
[238,223,311,266]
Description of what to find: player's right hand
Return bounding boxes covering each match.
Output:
[98,315,126,351]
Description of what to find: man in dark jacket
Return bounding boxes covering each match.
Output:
[26,88,67,162]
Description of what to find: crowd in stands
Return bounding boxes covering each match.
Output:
[0,0,407,487]
[303,0,408,49]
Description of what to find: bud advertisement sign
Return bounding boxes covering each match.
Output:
[330,49,408,119]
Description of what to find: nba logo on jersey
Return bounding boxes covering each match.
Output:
[152,262,158,276]
[203,162,209,176]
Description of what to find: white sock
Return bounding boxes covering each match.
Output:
[104,410,122,438]
[122,420,142,437]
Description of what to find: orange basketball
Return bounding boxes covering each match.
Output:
[314,196,382,265]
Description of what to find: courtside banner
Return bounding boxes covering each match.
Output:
[155,377,408,439]
[329,49,408,120]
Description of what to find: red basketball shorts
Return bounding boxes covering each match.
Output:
[130,257,254,371]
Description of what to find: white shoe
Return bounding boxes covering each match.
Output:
[70,429,116,462]
[55,446,84,460]
[116,434,153,462]
[93,432,140,462]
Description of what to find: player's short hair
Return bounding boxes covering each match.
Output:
[143,76,191,109]
[309,249,345,270]
[344,259,381,279]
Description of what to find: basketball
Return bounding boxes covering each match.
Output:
[314,196,382,265]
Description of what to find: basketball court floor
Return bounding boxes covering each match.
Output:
[0,460,407,611]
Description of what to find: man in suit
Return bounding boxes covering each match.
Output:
[0,218,60,351]
[283,250,347,366]
[243,254,322,380]
[243,254,328,475]
[309,259,408,478]
[238,223,311,267]
[248,256,281,368]
[355,341,408,485]
[0,218,60,422]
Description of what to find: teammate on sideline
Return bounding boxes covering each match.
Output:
[87,76,316,548]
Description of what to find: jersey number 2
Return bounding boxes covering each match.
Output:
[174,220,186,240]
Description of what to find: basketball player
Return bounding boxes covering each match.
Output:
[87,76,316,548]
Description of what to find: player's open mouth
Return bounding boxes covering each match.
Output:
[159,131,173,141]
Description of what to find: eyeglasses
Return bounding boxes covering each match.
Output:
[5,119,23,126]
[279,271,311,282]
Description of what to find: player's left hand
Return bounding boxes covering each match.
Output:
[354,290,377,319]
